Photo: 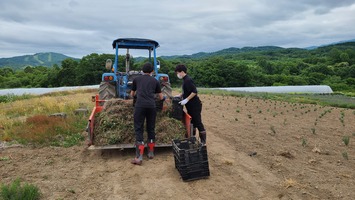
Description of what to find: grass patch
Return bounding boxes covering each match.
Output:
[5,115,86,147]
[0,178,41,200]
[0,89,94,147]
[0,89,96,103]
[0,94,35,103]
[0,156,10,161]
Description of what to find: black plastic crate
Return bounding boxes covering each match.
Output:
[180,169,210,182]
[175,159,209,173]
[172,138,210,181]
[170,97,183,120]
[173,139,208,162]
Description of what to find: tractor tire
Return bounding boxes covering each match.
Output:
[161,82,172,98]
[99,82,116,100]
[155,99,164,112]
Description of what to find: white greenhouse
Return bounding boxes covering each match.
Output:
[212,85,333,94]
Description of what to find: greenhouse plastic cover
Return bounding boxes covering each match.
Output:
[1,85,334,96]
[0,85,99,96]
[212,85,333,94]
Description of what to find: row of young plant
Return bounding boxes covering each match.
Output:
[202,90,355,161]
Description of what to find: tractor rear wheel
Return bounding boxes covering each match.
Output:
[161,82,172,98]
[99,82,116,100]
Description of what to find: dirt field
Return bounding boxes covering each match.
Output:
[1,94,355,200]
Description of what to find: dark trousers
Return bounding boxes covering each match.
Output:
[134,107,157,143]
[186,101,205,133]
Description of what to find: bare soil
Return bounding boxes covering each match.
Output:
[1,94,355,200]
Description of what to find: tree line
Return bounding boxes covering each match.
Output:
[1,42,355,92]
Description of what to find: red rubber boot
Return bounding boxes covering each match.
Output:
[131,143,145,165]
[147,141,155,159]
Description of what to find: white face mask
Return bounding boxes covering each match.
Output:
[177,73,183,79]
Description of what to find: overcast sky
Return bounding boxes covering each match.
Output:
[0,0,354,58]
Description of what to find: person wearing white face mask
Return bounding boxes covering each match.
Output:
[177,72,184,79]
[174,64,206,145]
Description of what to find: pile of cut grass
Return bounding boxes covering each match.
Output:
[93,99,185,145]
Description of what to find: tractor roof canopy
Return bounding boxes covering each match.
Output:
[112,38,159,50]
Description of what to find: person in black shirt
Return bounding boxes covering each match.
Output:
[175,64,206,145]
[130,62,165,165]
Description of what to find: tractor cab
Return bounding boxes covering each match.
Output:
[100,38,171,100]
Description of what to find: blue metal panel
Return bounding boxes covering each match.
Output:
[102,73,117,82]
[114,42,119,74]
[153,46,158,76]
[112,38,159,49]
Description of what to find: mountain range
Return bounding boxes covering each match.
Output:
[0,52,78,70]
[1,39,354,70]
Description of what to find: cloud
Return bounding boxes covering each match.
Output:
[0,0,354,58]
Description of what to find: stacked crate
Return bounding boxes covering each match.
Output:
[172,138,210,181]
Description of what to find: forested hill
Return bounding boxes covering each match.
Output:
[161,46,284,59]
[0,52,78,69]
[162,42,355,60]
[2,42,355,69]
[1,41,355,92]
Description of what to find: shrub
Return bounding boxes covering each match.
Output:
[7,115,86,147]
[0,178,41,200]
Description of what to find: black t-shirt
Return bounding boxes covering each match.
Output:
[182,75,200,105]
[132,74,161,108]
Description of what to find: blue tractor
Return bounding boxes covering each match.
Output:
[99,38,172,100]
[86,38,192,149]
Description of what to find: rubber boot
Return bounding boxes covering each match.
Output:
[131,142,144,165]
[192,127,197,137]
[200,131,207,145]
[190,127,197,144]
[147,140,155,159]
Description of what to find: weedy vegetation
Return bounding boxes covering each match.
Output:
[342,135,350,146]
[0,89,95,147]
[0,178,41,200]
[342,151,349,160]
[302,137,307,147]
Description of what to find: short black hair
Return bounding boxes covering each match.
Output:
[175,64,187,73]
[142,62,153,73]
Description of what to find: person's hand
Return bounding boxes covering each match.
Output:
[179,98,189,105]
[174,94,182,98]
